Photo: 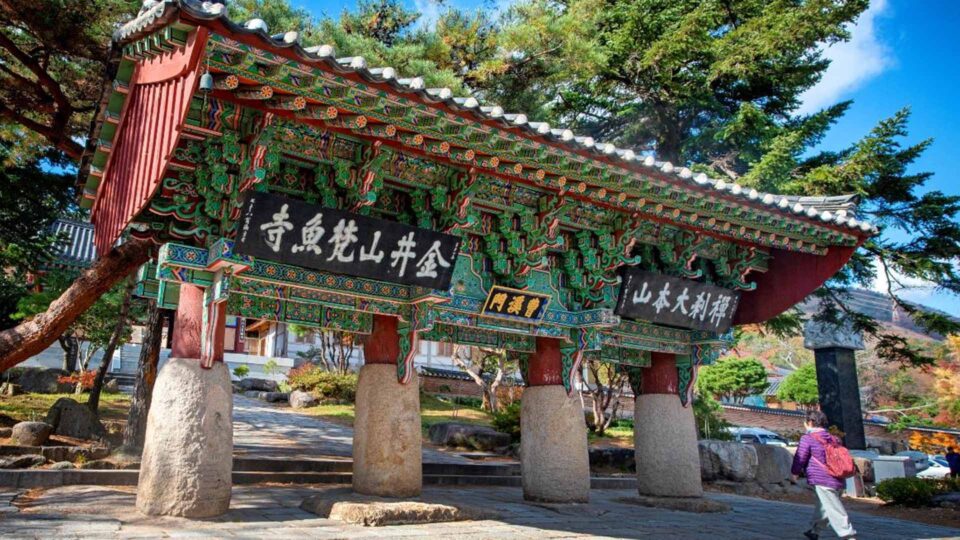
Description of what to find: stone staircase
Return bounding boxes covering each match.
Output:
[0,457,635,489]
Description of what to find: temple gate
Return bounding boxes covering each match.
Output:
[84,0,876,517]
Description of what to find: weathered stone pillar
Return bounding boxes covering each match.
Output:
[137,284,233,517]
[804,319,866,450]
[521,337,590,503]
[635,352,703,497]
[353,315,421,497]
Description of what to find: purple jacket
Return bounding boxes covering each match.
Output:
[791,429,845,490]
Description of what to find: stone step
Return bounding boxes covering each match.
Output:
[232,457,521,477]
[0,468,633,490]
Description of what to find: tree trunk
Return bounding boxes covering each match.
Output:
[59,335,78,372]
[122,302,164,452]
[88,275,137,414]
[0,238,152,370]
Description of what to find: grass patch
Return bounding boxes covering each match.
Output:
[587,423,634,447]
[298,394,495,435]
[0,393,131,423]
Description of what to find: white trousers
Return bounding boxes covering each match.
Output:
[811,485,857,538]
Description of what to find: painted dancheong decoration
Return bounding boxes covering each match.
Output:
[84,0,877,399]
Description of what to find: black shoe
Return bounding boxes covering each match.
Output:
[803,531,818,540]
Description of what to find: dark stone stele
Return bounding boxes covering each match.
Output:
[814,347,866,450]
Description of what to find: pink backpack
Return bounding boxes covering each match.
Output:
[811,432,857,479]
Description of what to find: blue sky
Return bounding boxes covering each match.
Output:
[294,0,960,315]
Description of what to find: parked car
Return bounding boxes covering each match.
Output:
[729,427,793,447]
[917,456,951,479]
[895,450,931,473]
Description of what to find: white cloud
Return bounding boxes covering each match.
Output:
[797,0,893,114]
[414,0,442,30]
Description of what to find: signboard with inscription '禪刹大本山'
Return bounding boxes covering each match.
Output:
[615,268,740,333]
[235,193,461,290]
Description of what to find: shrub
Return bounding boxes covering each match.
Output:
[263,358,280,377]
[233,364,250,379]
[57,371,95,390]
[492,401,521,442]
[287,363,357,401]
[693,395,732,440]
[876,477,939,507]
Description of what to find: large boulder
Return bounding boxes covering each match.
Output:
[699,440,758,482]
[428,422,512,451]
[257,391,289,403]
[753,444,793,484]
[0,455,46,469]
[18,368,72,394]
[289,390,318,409]
[866,436,908,455]
[11,421,53,446]
[44,398,106,441]
[238,378,277,392]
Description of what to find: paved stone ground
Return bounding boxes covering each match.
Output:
[232,395,470,464]
[1,484,958,539]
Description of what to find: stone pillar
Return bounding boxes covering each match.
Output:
[353,314,422,497]
[804,319,867,450]
[521,337,590,503]
[635,352,703,498]
[136,284,233,517]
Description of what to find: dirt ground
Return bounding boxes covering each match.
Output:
[706,483,960,530]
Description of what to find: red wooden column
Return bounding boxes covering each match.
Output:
[527,337,563,386]
[201,300,227,368]
[641,352,680,395]
[634,351,703,497]
[171,284,203,359]
[521,336,590,502]
[363,315,400,364]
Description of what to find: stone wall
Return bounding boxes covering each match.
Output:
[718,404,906,444]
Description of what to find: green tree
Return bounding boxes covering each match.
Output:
[696,356,769,403]
[776,362,819,410]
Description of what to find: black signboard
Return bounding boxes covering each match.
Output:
[481,286,550,322]
[616,268,740,332]
[235,193,461,290]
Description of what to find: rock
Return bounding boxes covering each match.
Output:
[40,445,110,463]
[589,447,636,472]
[238,378,277,392]
[50,461,75,470]
[11,421,53,446]
[289,390,318,409]
[137,358,233,518]
[428,422,512,451]
[301,489,495,526]
[44,398,106,441]
[0,427,12,438]
[258,391,289,403]
[866,437,908,455]
[0,454,46,469]
[79,459,117,470]
[698,440,758,482]
[17,368,72,394]
[932,492,960,508]
[103,379,120,394]
[753,444,792,484]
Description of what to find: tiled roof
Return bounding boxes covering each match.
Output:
[120,0,877,236]
[50,219,97,268]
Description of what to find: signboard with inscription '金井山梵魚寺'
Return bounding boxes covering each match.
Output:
[615,268,740,332]
[235,193,461,290]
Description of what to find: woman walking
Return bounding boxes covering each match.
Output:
[791,410,857,540]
